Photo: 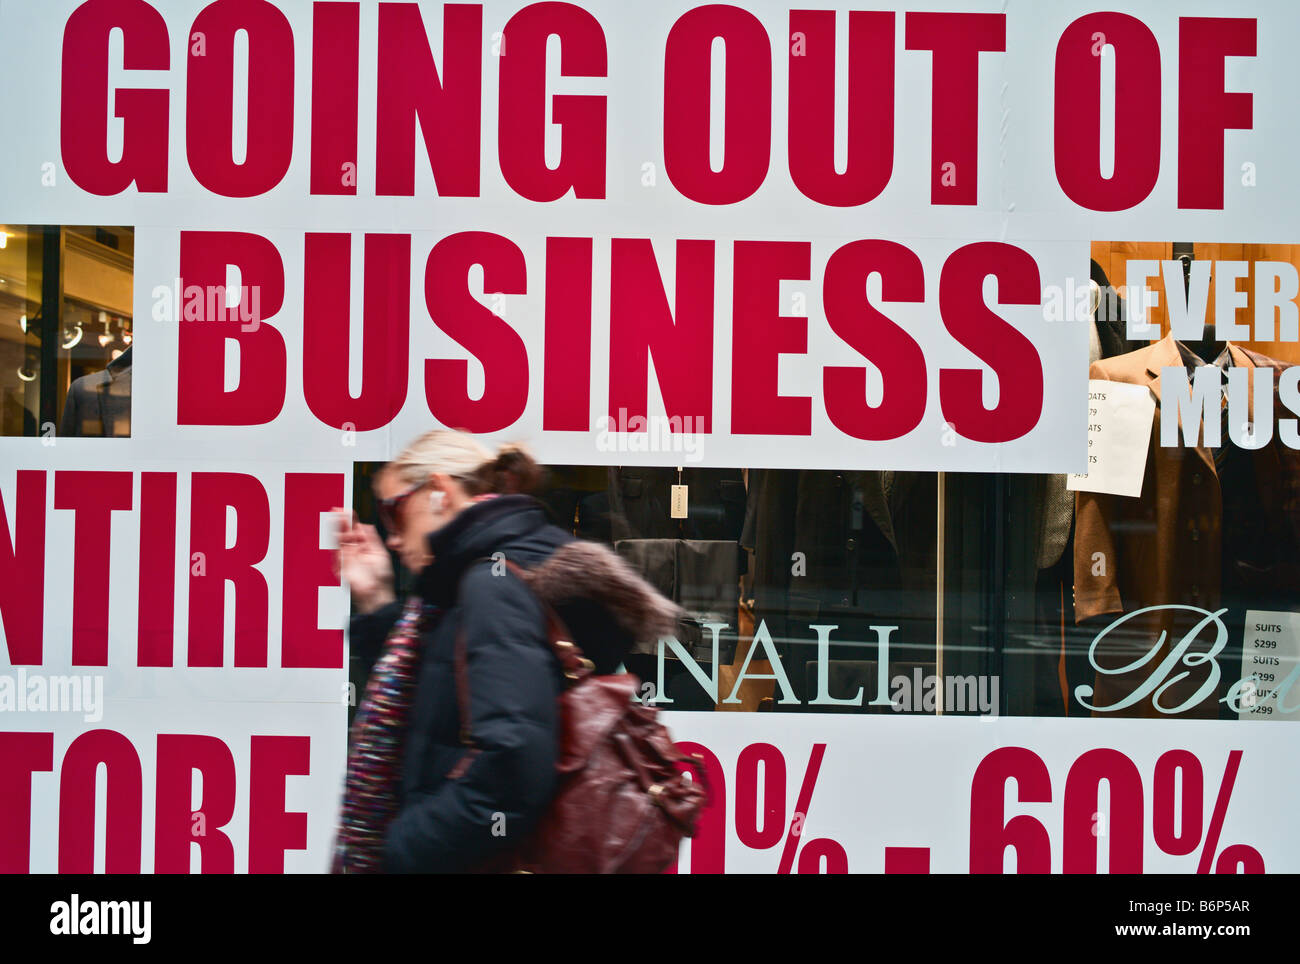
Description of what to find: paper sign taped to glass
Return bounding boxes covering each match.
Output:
[1067,380,1157,498]
[1239,610,1300,722]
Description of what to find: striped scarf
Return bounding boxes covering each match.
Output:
[331,595,443,873]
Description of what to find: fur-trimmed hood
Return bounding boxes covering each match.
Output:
[419,494,682,671]
[512,539,682,645]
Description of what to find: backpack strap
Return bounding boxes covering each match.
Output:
[502,559,594,683]
[451,556,593,751]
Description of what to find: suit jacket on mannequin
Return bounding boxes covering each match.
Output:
[59,346,132,437]
[1236,348,1300,547]
[1073,334,1299,719]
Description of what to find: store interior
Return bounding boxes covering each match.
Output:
[0,224,134,438]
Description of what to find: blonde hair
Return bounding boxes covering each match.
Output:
[386,430,542,495]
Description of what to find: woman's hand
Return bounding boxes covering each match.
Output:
[332,508,396,614]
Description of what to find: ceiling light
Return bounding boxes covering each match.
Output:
[62,324,83,349]
[17,367,35,382]
[19,314,26,333]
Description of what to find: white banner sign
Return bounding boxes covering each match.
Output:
[662,713,1299,873]
[1,0,1297,472]
[3,0,1300,873]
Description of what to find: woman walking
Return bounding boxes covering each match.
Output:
[331,430,680,872]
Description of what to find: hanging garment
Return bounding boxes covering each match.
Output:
[59,346,133,437]
[1072,334,1300,718]
[607,467,747,542]
[614,537,740,664]
[743,469,908,706]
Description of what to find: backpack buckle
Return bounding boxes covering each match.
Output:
[556,640,593,679]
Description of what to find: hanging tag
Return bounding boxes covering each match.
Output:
[670,484,688,518]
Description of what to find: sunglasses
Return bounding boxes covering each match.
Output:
[376,482,425,531]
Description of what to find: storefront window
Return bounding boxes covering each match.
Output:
[0,225,133,438]
[346,243,1300,726]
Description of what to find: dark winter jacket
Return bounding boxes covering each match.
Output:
[347,494,680,873]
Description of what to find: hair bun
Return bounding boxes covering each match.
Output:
[487,442,543,495]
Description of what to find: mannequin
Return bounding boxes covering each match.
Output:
[59,344,132,437]
[1177,250,1227,365]
[1072,300,1300,719]
[1185,325,1227,365]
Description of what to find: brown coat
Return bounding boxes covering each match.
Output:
[1073,334,1295,719]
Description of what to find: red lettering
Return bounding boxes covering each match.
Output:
[138,472,178,667]
[281,474,344,669]
[303,233,411,430]
[664,5,772,204]
[969,747,1052,873]
[309,0,360,196]
[54,471,133,667]
[375,3,482,197]
[542,237,594,431]
[788,11,894,207]
[499,2,608,201]
[0,471,46,665]
[939,242,1043,443]
[823,240,927,440]
[185,0,295,197]
[177,231,287,426]
[1054,13,1161,212]
[731,240,811,436]
[1152,750,1204,856]
[187,473,271,668]
[155,734,237,873]
[424,232,530,433]
[904,12,1005,206]
[609,239,714,433]
[665,742,726,874]
[1178,17,1255,210]
[58,729,143,873]
[248,735,310,873]
[1063,749,1144,873]
[60,0,169,195]
[0,732,53,872]
[734,743,785,849]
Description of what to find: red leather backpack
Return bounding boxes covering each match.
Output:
[454,559,709,873]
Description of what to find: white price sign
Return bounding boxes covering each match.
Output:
[1239,610,1300,721]
[1068,380,1156,498]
